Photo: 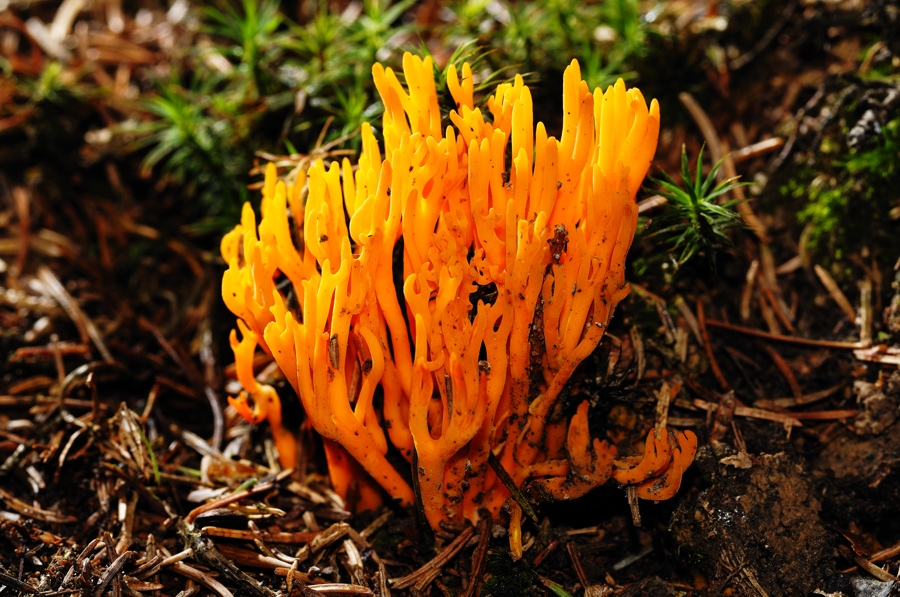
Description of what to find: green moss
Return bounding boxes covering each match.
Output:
[784,117,900,270]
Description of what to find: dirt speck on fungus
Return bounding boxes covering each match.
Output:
[670,449,835,596]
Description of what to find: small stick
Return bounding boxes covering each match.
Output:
[679,92,723,166]
[566,542,590,588]
[674,296,703,345]
[185,469,291,524]
[740,260,759,322]
[532,539,558,568]
[756,287,783,335]
[814,264,857,324]
[38,266,112,361]
[760,284,796,333]
[696,300,731,392]
[626,485,641,527]
[376,561,391,597]
[859,278,873,347]
[461,517,490,597]
[704,319,864,350]
[170,562,235,597]
[694,398,802,427]
[487,451,539,523]
[390,526,474,590]
[731,138,785,164]
[839,545,900,582]
[789,410,856,420]
[637,194,668,214]
[92,551,132,597]
[754,384,843,409]
[720,139,769,242]
[757,342,803,399]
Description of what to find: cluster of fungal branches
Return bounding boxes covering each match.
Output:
[221,54,696,529]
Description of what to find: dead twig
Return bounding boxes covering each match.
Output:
[704,319,864,350]
[696,300,731,392]
[693,398,802,428]
[757,342,803,399]
[37,266,113,361]
[814,264,858,324]
[390,526,475,590]
[679,92,723,165]
[461,516,490,597]
[731,138,785,164]
[170,561,236,597]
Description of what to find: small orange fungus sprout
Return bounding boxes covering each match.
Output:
[222,54,696,528]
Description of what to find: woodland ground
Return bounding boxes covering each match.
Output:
[1,1,900,596]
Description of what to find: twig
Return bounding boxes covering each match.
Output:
[757,342,802,399]
[694,398,802,428]
[720,139,769,241]
[170,562,235,597]
[201,527,317,544]
[637,194,667,214]
[704,319,864,350]
[566,542,590,588]
[390,526,475,590]
[696,300,731,392]
[38,266,113,361]
[731,138,785,164]
[814,265,857,324]
[789,410,856,420]
[740,260,759,322]
[679,92,723,165]
[753,384,843,409]
[376,561,391,597]
[92,551,132,597]
[487,451,539,523]
[185,474,284,525]
[304,584,374,595]
[760,284,796,333]
[859,278,873,347]
[626,485,641,527]
[461,517,490,597]
[839,545,900,582]
[0,570,39,594]
[177,520,276,597]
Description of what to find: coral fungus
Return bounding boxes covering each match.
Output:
[222,53,695,528]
